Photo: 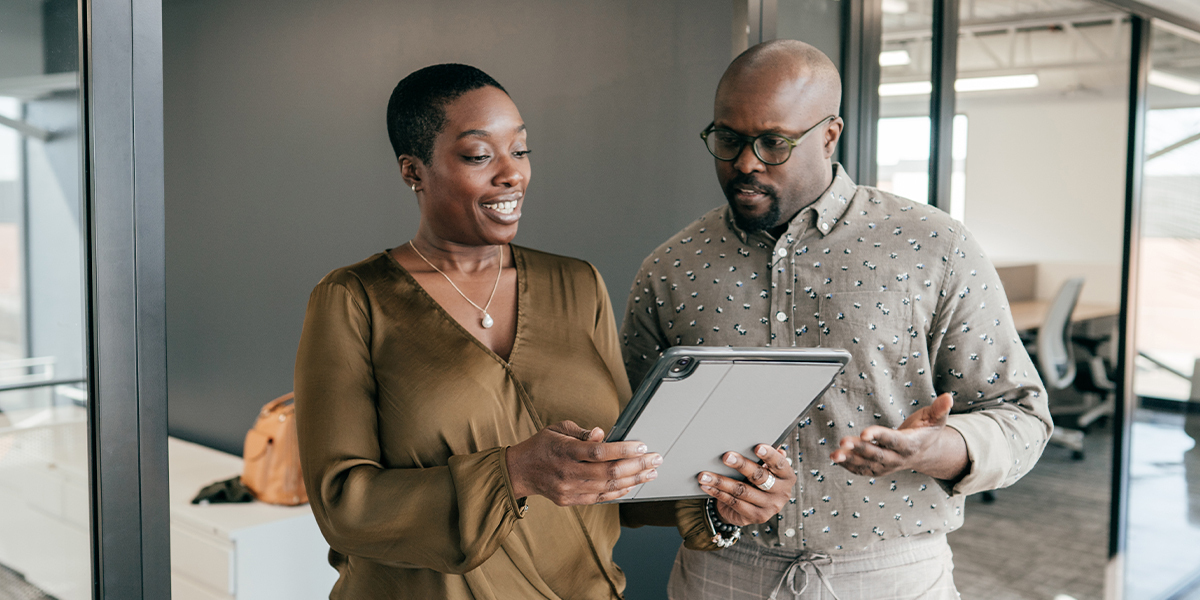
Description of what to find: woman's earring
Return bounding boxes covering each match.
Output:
[410,182,417,193]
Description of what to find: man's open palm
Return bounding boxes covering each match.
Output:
[831,393,965,480]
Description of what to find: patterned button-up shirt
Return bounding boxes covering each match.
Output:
[620,164,1051,554]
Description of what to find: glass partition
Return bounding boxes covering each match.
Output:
[945,2,1131,599]
[0,1,90,598]
[1125,20,1200,599]
[876,0,935,203]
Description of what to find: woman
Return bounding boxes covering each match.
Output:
[294,64,665,599]
[295,64,794,599]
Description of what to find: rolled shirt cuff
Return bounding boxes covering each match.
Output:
[944,414,1014,497]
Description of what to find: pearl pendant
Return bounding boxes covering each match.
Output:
[481,313,494,329]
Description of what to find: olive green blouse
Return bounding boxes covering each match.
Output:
[294,246,702,599]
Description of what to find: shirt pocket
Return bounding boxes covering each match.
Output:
[818,291,914,396]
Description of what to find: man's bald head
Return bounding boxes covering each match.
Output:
[716,40,842,117]
[709,39,846,233]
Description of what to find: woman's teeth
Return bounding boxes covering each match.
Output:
[483,200,518,215]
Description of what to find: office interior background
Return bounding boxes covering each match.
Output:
[0,0,1199,598]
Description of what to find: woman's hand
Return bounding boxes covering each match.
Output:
[506,420,662,506]
[697,444,796,526]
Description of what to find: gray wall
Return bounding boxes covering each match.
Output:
[164,0,732,450]
[164,3,733,596]
[0,1,43,79]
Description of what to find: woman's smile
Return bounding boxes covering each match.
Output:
[480,192,523,224]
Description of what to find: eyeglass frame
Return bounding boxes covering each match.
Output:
[699,114,838,166]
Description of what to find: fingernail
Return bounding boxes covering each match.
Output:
[756,445,768,457]
[637,444,648,454]
[648,469,658,480]
[724,454,737,466]
[699,473,712,484]
[700,485,713,492]
[652,454,663,466]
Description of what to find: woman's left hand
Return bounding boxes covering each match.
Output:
[696,444,796,526]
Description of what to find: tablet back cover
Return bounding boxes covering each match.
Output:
[616,360,842,502]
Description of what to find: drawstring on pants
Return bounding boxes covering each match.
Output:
[769,552,841,600]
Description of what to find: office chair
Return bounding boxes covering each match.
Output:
[979,278,1086,504]
[1033,277,1087,460]
[980,278,1086,504]
[1066,335,1117,432]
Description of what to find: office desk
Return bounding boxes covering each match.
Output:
[1009,300,1120,331]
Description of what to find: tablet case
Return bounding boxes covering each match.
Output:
[606,347,849,503]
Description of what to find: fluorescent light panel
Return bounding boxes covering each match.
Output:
[882,0,909,15]
[879,50,912,67]
[879,74,1040,96]
[955,74,1040,92]
[880,81,932,96]
[1148,70,1200,95]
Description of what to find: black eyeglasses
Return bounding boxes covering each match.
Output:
[700,115,837,166]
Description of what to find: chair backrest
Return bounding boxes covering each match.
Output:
[1038,277,1085,390]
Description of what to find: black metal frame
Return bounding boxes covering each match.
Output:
[839,0,881,185]
[927,0,959,211]
[83,0,170,597]
[1110,14,1150,569]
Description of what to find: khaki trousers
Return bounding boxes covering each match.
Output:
[667,533,959,600]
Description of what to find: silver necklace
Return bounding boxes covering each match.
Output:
[408,241,503,329]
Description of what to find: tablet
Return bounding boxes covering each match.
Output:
[606,346,849,503]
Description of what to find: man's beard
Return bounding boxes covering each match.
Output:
[724,174,782,232]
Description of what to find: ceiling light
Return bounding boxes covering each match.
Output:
[879,50,912,67]
[880,81,932,96]
[882,0,909,15]
[955,74,1039,92]
[879,74,1040,97]
[1148,70,1200,95]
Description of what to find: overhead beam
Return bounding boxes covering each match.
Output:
[0,114,53,141]
[885,10,1125,41]
[1146,131,1200,161]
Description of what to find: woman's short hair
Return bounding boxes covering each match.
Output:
[386,64,507,163]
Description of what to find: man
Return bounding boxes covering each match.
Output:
[621,40,1051,598]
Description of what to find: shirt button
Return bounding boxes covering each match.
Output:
[784,528,796,538]
[775,311,788,322]
[820,223,830,231]
[777,248,787,257]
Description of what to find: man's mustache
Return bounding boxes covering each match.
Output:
[726,174,778,199]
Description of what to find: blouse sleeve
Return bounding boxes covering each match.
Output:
[294,278,524,574]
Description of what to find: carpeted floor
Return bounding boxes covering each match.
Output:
[0,564,56,600]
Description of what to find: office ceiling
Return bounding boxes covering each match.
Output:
[1138,0,1200,28]
[881,0,1200,30]
[882,0,1107,30]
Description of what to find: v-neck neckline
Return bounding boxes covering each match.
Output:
[384,244,526,367]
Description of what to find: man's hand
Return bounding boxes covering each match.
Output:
[696,444,797,526]
[830,393,968,481]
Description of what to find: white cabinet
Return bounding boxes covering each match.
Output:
[0,407,91,600]
[169,437,339,600]
[0,411,336,600]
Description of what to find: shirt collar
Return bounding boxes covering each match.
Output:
[725,162,858,244]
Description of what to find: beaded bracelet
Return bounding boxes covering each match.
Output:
[704,497,741,548]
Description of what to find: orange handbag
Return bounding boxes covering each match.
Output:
[241,392,309,506]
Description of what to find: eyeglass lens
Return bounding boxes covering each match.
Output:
[706,131,793,165]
